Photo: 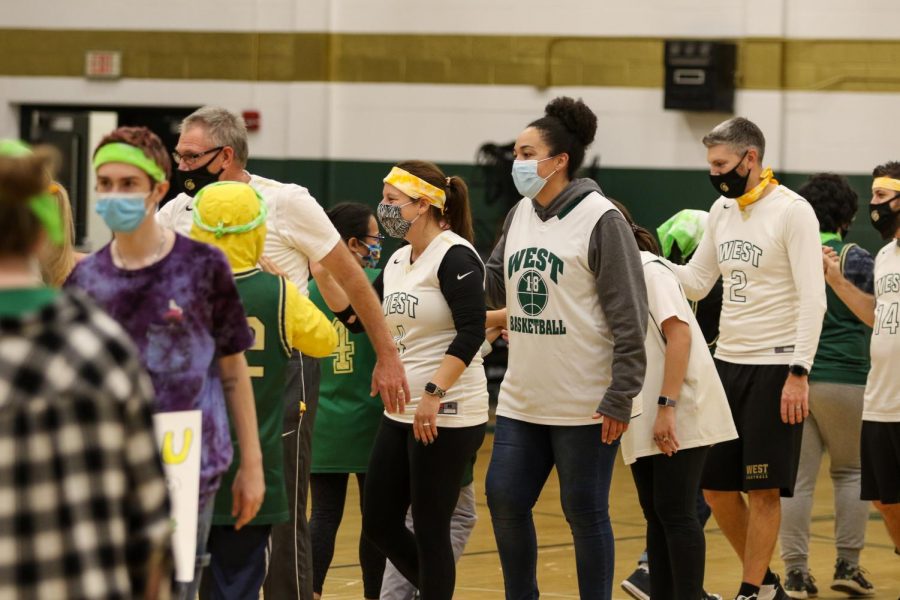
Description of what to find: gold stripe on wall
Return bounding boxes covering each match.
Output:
[2,29,900,92]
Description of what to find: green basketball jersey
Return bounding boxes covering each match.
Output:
[212,268,291,525]
[810,239,871,386]
[310,268,384,473]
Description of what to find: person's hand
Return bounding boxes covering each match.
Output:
[821,246,841,288]
[371,350,410,413]
[501,329,509,343]
[592,412,628,444]
[781,374,809,425]
[259,255,289,278]
[413,394,441,445]
[231,460,265,530]
[652,407,679,456]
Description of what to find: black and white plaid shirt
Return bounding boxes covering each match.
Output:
[0,290,170,599]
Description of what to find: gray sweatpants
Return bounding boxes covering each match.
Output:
[379,483,477,600]
[779,381,869,571]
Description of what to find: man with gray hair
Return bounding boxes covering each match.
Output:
[157,106,409,600]
[669,117,826,600]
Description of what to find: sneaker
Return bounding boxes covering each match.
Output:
[703,593,723,600]
[760,575,790,600]
[734,595,758,600]
[830,558,875,597]
[621,564,650,600]
[783,568,817,599]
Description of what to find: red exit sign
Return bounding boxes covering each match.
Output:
[85,50,122,79]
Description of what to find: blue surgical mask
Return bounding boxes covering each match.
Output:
[356,239,382,269]
[95,192,150,232]
[511,157,559,199]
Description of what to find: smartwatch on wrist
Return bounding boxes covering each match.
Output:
[424,382,447,398]
[789,364,809,377]
[657,395,677,408]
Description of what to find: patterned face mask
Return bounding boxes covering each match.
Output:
[356,238,382,268]
[377,201,419,239]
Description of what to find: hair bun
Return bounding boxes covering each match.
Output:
[544,97,597,148]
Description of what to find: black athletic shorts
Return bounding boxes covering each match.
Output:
[860,420,900,504]
[700,359,803,497]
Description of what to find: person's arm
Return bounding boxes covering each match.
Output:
[413,246,487,445]
[122,367,172,596]
[318,241,409,412]
[654,316,691,457]
[824,247,876,327]
[218,352,265,530]
[483,206,517,309]
[283,279,338,358]
[785,202,828,372]
[668,207,721,301]
[486,308,507,329]
[588,211,648,443]
[780,202,828,425]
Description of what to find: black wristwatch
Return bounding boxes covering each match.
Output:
[424,382,447,398]
[657,395,677,408]
[789,364,809,377]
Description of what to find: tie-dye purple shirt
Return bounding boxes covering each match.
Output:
[65,234,253,508]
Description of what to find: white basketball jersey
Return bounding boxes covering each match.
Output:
[864,241,900,422]
[499,192,637,425]
[382,230,489,428]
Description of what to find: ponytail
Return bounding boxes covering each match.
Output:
[608,197,660,255]
[442,175,474,244]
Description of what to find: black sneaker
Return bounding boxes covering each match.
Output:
[703,593,723,600]
[621,564,650,600]
[734,595,758,600]
[761,574,791,600]
[830,558,875,597]
[783,568,817,599]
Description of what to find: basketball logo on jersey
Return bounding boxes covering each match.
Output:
[507,246,567,336]
[517,269,549,316]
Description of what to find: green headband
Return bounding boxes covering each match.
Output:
[0,139,64,245]
[93,142,166,183]
[656,209,707,259]
[192,181,268,238]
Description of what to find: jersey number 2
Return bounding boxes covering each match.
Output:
[729,270,748,303]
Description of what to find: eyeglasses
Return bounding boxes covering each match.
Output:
[171,146,224,167]
[364,234,385,242]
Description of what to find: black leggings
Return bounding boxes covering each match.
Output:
[631,445,710,600]
[362,417,485,600]
[310,472,385,598]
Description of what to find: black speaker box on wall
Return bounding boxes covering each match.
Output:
[664,40,736,112]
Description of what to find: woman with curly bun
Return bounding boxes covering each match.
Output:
[483,97,649,599]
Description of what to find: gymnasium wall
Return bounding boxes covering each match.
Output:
[1,0,898,251]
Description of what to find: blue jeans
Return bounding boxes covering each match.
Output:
[486,416,619,600]
[173,500,215,600]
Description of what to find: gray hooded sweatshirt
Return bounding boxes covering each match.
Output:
[484,178,648,422]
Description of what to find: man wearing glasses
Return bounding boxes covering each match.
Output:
[157,106,408,600]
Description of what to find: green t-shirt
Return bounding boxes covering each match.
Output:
[212,269,291,525]
[810,238,872,386]
[310,268,384,473]
[0,287,58,317]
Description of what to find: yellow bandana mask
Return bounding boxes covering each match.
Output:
[735,168,778,210]
[383,166,446,213]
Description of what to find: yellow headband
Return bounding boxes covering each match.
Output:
[383,166,446,213]
[872,177,900,192]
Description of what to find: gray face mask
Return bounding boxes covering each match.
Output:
[377,201,419,238]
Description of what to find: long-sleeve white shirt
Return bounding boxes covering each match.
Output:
[671,185,826,369]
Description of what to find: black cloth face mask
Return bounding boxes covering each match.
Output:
[870,196,900,240]
[709,151,750,199]
[175,148,225,197]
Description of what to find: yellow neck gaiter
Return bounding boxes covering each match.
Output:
[736,168,777,210]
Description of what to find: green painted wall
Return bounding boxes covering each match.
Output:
[247,158,886,256]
